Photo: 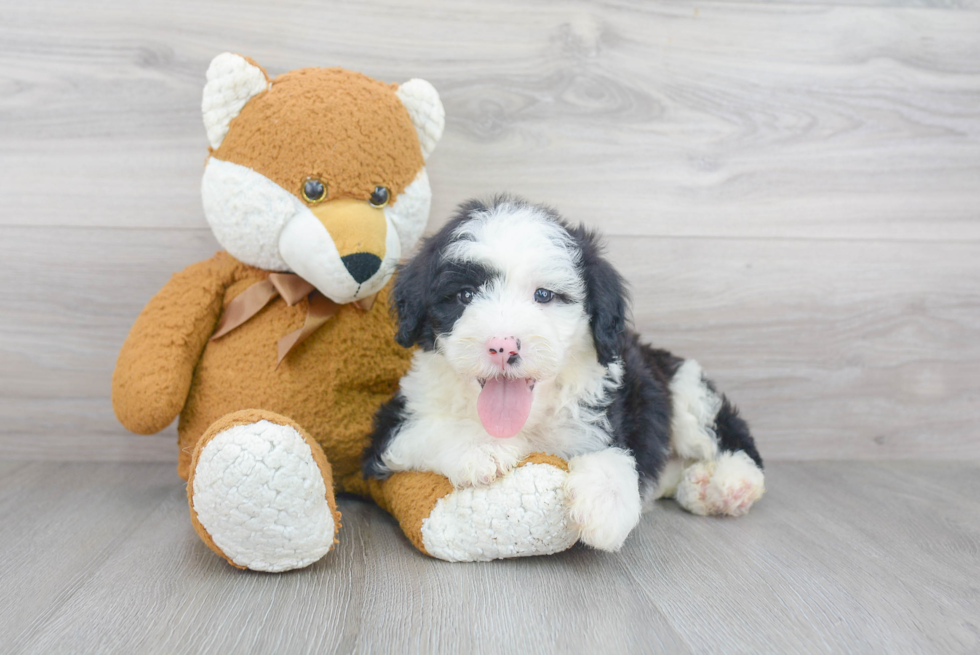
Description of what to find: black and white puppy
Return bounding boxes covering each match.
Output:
[363,196,765,551]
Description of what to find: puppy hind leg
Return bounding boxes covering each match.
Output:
[671,397,765,517]
[667,360,765,517]
[641,456,685,512]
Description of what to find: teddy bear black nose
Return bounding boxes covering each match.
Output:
[341,253,382,284]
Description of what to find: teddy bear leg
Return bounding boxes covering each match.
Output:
[186,409,341,572]
[367,454,578,562]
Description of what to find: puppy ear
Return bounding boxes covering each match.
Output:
[392,251,435,349]
[572,226,629,366]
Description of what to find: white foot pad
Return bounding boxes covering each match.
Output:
[675,451,765,517]
[191,420,336,572]
[421,463,578,562]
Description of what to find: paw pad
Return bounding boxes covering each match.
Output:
[675,451,765,517]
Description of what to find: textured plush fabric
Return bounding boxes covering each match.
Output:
[213,67,424,203]
[344,453,572,557]
[202,53,270,149]
[112,252,414,484]
[187,409,340,570]
[520,452,570,472]
[112,255,235,436]
[420,462,578,562]
[395,79,444,160]
[369,471,454,555]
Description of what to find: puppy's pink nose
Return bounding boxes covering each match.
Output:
[486,336,520,370]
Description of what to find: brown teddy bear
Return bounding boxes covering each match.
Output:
[111,54,579,571]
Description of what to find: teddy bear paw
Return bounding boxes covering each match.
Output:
[189,419,336,571]
[420,460,578,562]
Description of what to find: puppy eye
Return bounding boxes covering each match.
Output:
[369,186,390,208]
[534,288,554,304]
[457,289,475,305]
[302,178,327,204]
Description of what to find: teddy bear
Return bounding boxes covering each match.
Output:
[111,53,581,571]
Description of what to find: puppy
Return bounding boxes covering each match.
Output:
[363,196,765,551]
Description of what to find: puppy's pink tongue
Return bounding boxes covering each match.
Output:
[477,378,533,438]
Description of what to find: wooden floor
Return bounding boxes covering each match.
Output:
[1,460,977,654]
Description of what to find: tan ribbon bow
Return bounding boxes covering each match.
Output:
[211,273,377,365]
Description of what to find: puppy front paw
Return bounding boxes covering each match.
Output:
[564,448,642,552]
[448,445,521,488]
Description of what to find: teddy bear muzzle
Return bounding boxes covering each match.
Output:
[278,196,395,303]
[310,199,387,282]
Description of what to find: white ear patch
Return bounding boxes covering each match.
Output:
[396,79,445,160]
[202,53,269,149]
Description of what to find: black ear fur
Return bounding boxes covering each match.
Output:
[569,225,630,366]
[392,254,436,349]
[391,197,493,350]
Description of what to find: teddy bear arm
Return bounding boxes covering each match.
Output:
[112,256,234,434]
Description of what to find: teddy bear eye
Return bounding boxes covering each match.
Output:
[369,186,390,208]
[302,177,327,204]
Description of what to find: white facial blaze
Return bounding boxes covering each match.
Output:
[439,202,591,383]
[446,204,586,302]
[440,278,584,382]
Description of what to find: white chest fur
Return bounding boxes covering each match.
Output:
[381,338,622,487]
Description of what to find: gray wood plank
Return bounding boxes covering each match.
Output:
[623,461,980,653]
[3,226,977,461]
[0,430,176,463]
[5,465,691,655]
[0,463,178,653]
[611,236,980,460]
[0,1,977,241]
[2,461,978,654]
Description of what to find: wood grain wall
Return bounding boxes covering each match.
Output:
[1,0,978,461]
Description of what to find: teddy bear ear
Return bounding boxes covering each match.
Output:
[202,53,270,149]
[396,79,445,161]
